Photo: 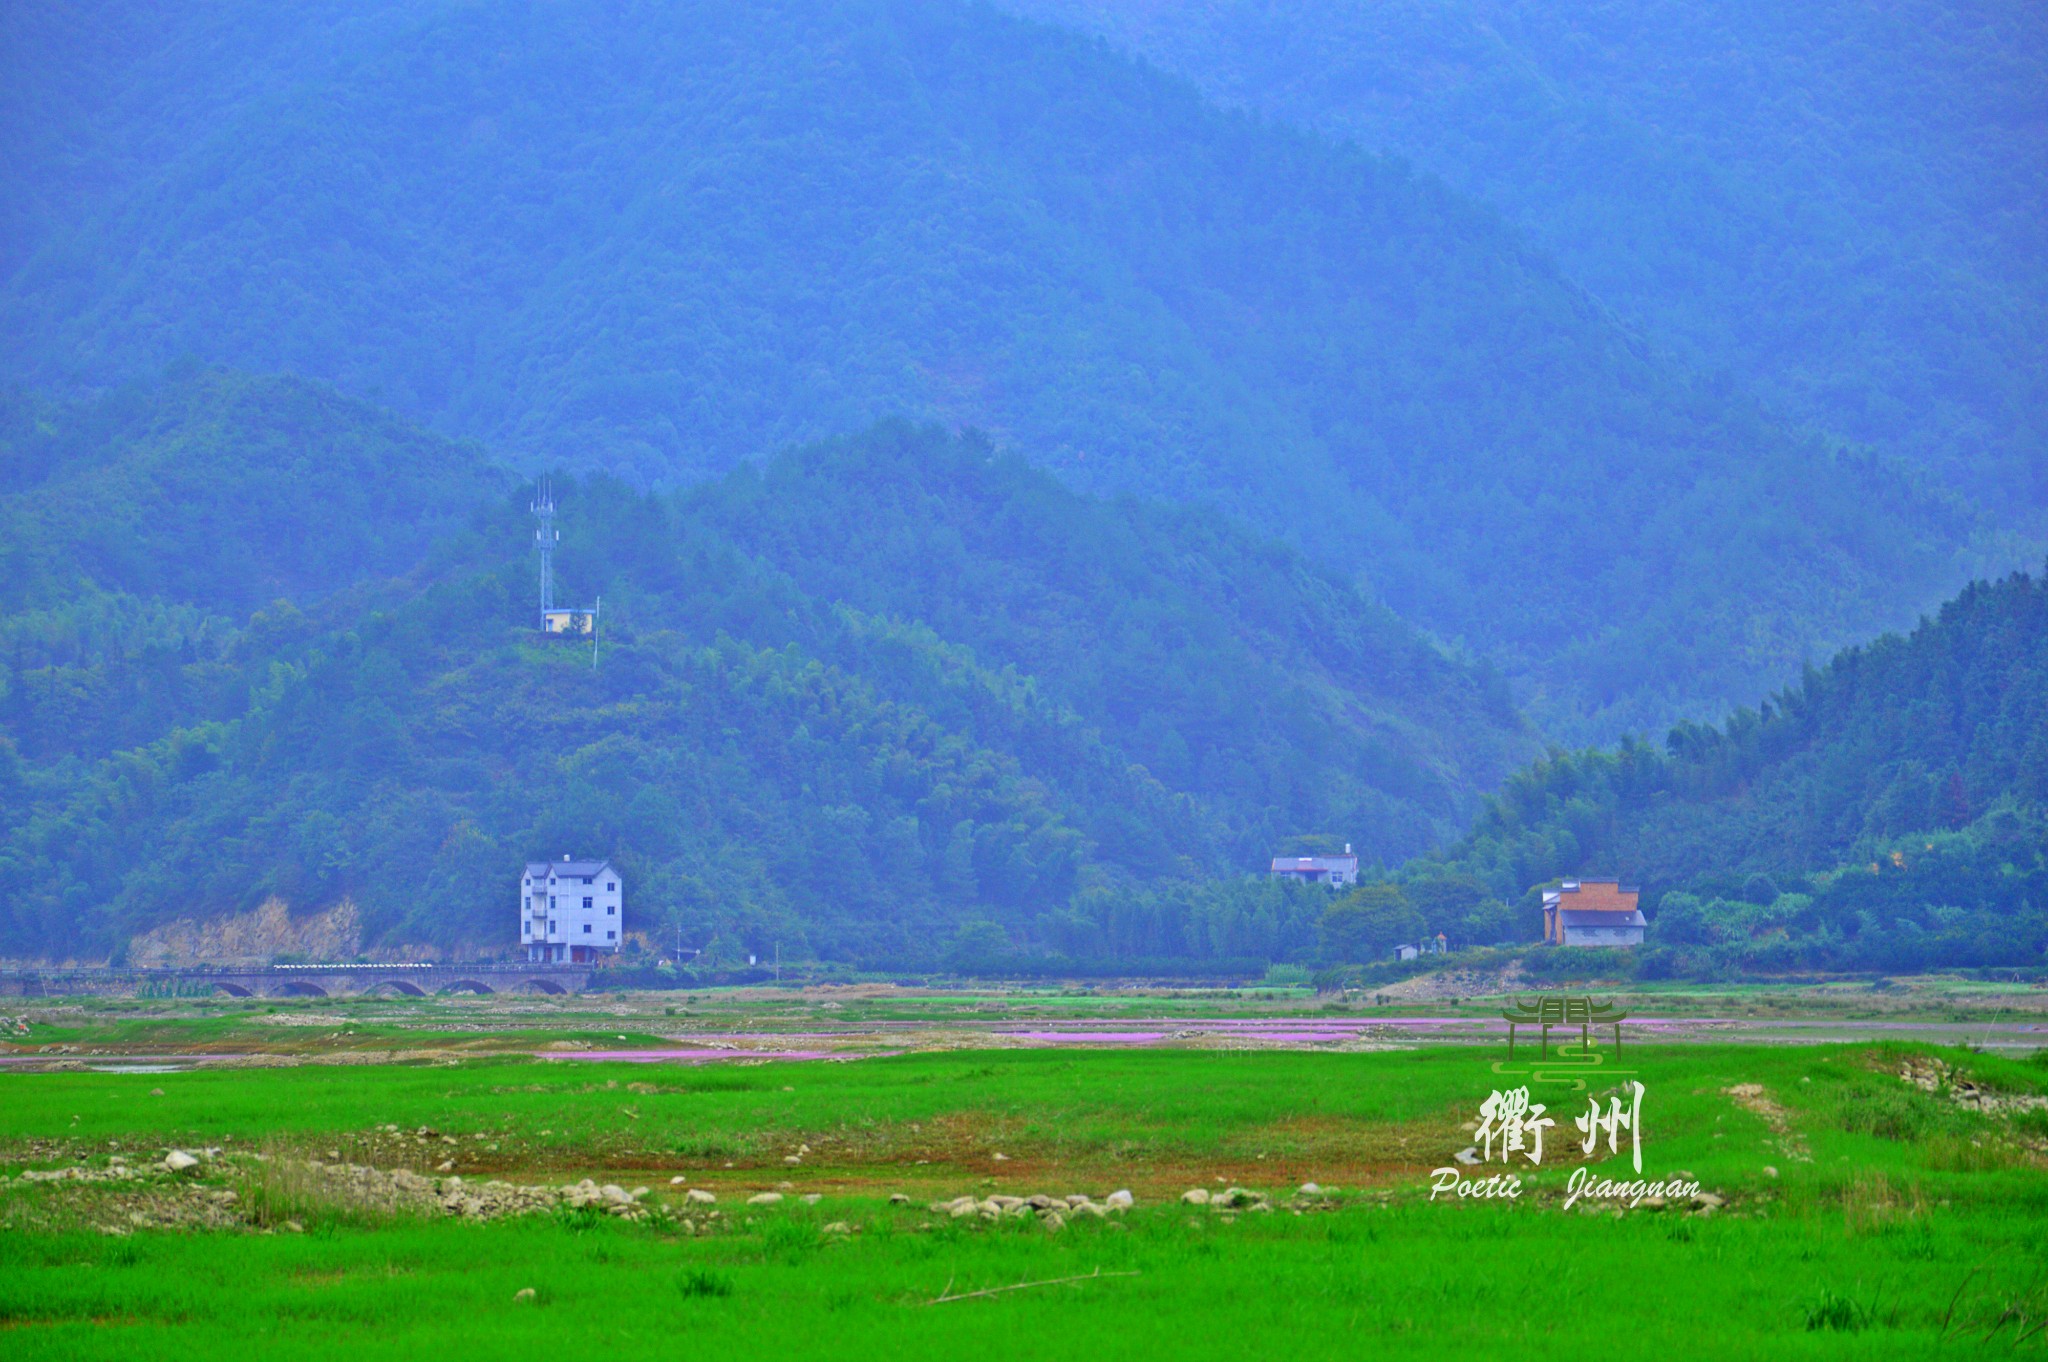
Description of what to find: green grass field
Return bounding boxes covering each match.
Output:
[5,1011,2048,1359]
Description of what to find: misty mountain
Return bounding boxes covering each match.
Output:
[1003,0,2048,519]
[0,0,2017,741]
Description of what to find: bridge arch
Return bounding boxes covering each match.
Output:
[441,979,495,995]
[275,980,329,998]
[210,981,253,998]
[522,978,567,995]
[362,979,428,997]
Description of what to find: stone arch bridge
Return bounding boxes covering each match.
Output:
[0,963,591,999]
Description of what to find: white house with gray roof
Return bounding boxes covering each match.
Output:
[522,856,623,963]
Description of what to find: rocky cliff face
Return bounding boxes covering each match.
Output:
[127,898,363,967]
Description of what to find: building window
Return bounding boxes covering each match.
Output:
[548,920,556,932]
[606,930,615,940]
[584,876,593,885]
[582,896,593,909]
[607,882,616,891]
[583,924,591,934]
[606,904,615,915]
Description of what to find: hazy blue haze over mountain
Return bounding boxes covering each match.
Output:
[1001,0,2048,518]
[0,0,2023,743]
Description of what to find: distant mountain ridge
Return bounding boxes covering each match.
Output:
[1004,0,2048,520]
[0,0,2019,740]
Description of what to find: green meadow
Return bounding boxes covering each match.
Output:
[4,1031,2047,1359]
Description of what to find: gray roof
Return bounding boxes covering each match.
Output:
[1558,909,1646,927]
[1270,856,1359,872]
[525,859,614,879]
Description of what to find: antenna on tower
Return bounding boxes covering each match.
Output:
[531,476,558,615]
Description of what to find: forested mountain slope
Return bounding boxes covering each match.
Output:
[1004,0,2048,520]
[0,374,1526,961]
[0,0,2013,739]
[1403,567,2048,972]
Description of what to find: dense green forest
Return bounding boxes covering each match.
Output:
[1385,568,2048,973]
[0,0,2020,740]
[1005,0,2048,520]
[0,373,1526,964]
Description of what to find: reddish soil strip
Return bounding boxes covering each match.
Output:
[550,1048,901,1063]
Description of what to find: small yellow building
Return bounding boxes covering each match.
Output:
[542,608,595,636]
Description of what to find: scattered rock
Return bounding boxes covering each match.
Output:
[783,1155,802,1166]
[1104,1189,1134,1210]
[163,1150,200,1174]
[1722,1084,1811,1161]
[802,1193,822,1205]
[149,1088,164,1097]
[1762,1166,1779,1179]
[992,1152,1009,1162]
[671,1176,687,1185]
[1181,1188,1211,1205]
[686,1189,717,1205]
[515,1288,536,1302]
[747,1192,783,1206]
[1298,1183,1322,1196]
[1453,1147,1481,1166]
[821,1221,851,1235]
[1899,1057,2048,1117]
[888,1193,911,1205]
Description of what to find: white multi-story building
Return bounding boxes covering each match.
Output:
[521,856,623,963]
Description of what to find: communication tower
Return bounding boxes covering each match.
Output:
[532,478,558,613]
[530,478,598,644]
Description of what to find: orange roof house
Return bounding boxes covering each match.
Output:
[1541,879,1645,947]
